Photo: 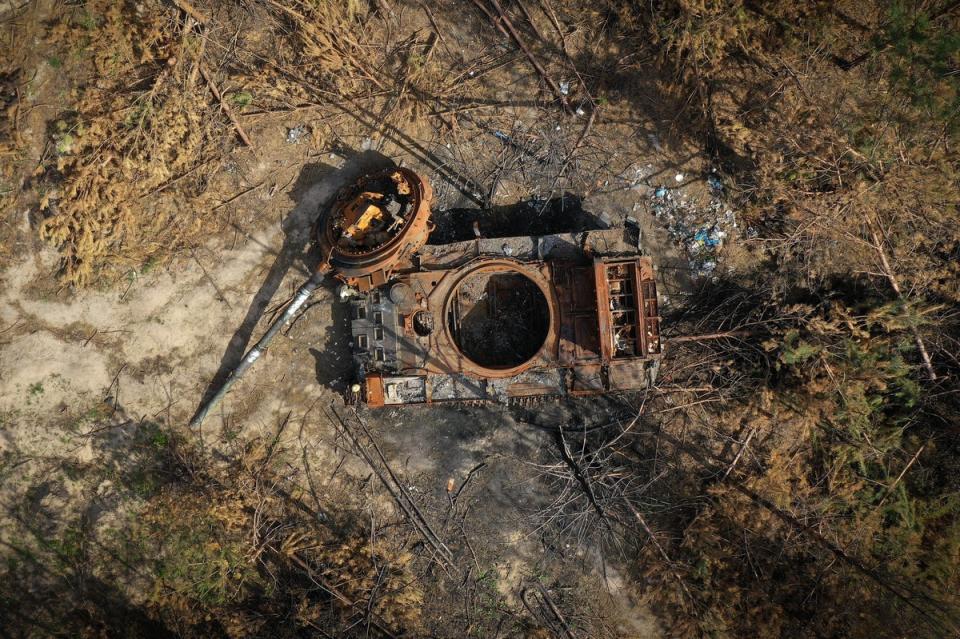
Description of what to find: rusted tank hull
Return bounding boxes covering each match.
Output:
[349,229,662,407]
[308,166,663,407]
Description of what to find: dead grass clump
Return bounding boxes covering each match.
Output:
[260,0,375,89]
[38,1,219,286]
[0,67,21,259]
[134,438,424,637]
[251,0,450,130]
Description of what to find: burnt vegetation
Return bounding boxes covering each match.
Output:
[1,0,959,637]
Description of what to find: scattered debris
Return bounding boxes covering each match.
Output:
[648,173,738,279]
[286,124,309,144]
[707,172,724,193]
[692,226,724,248]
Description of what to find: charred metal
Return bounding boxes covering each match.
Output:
[192,165,663,425]
[316,166,433,291]
[331,170,663,407]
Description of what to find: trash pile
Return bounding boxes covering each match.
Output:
[647,169,738,279]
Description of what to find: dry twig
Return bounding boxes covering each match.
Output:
[469,0,572,113]
[170,0,209,25]
[328,408,455,569]
[869,228,937,381]
[199,64,253,147]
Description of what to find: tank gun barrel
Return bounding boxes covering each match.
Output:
[189,267,327,428]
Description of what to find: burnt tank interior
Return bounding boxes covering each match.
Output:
[447,270,551,369]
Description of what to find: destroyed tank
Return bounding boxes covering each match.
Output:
[193,165,661,425]
[331,170,662,407]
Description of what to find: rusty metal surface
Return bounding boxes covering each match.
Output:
[594,258,661,360]
[349,234,662,406]
[316,167,433,291]
[313,167,664,407]
[431,259,557,379]
[364,373,385,408]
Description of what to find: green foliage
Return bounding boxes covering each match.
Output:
[79,401,111,424]
[149,515,260,606]
[140,255,160,274]
[879,1,960,133]
[229,91,253,108]
[689,294,960,636]
[77,10,99,31]
[51,524,86,563]
[779,329,820,366]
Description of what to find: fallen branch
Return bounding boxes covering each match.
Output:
[538,0,567,52]
[469,0,572,113]
[877,445,925,508]
[284,549,399,638]
[721,426,757,481]
[870,228,937,380]
[212,181,264,210]
[199,63,253,147]
[355,413,453,561]
[665,329,755,344]
[520,586,576,639]
[514,0,546,43]
[537,105,597,212]
[561,104,597,172]
[417,1,446,45]
[556,426,608,525]
[170,0,209,25]
[622,498,694,607]
[328,407,454,569]
[189,246,232,308]
[452,462,487,503]
[536,583,577,639]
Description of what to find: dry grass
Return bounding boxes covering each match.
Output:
[30,0,405,286]
[137,441,425,637]
[0,423,426,638]
[36,1,221,285]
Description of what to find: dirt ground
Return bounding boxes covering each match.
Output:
[0,1,752,636]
